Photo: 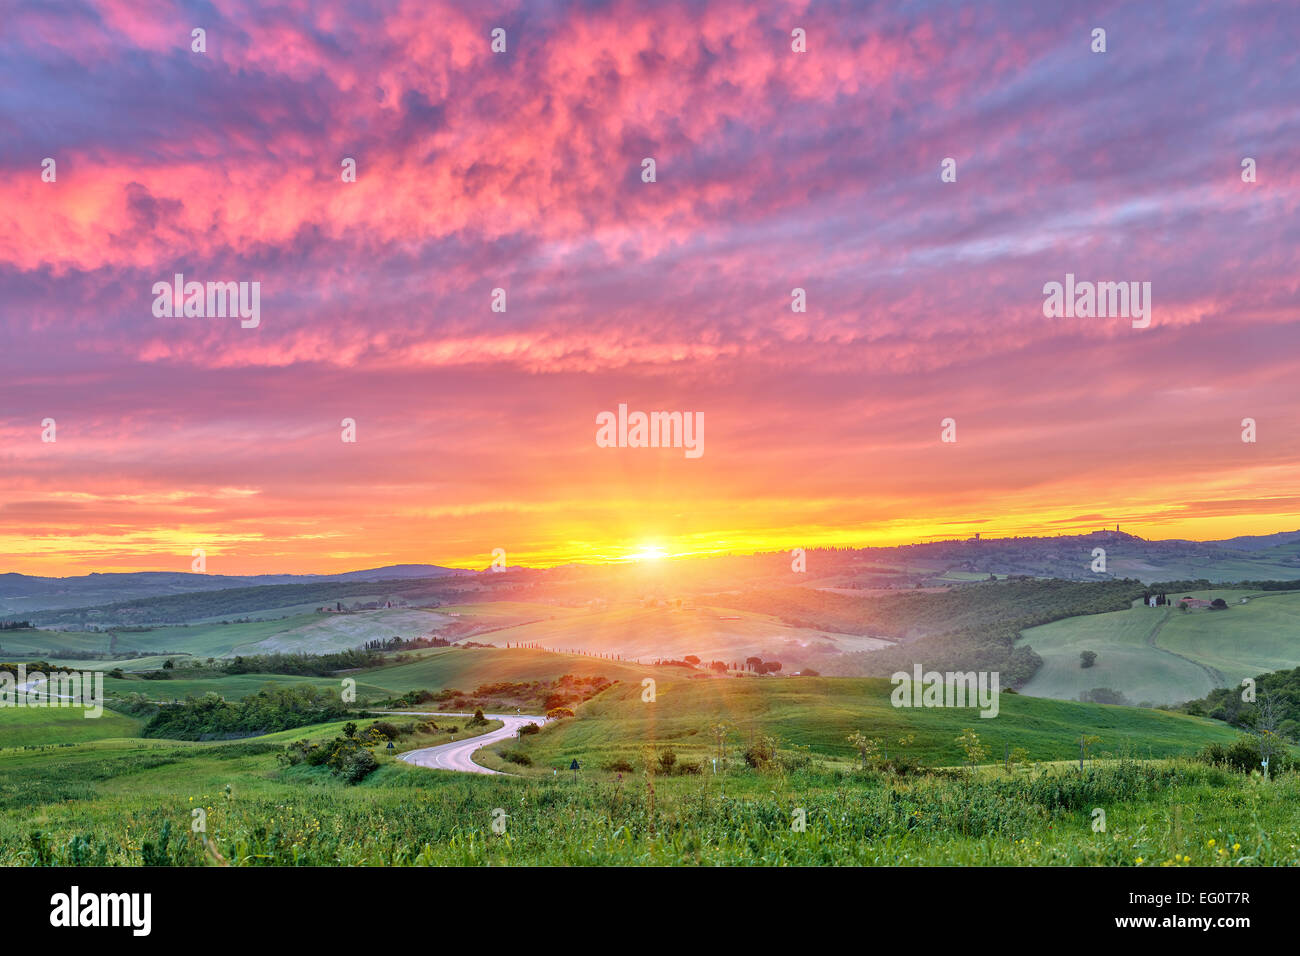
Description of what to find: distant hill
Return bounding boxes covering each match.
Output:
[1206,530,1300,552]
[0,565,468,615]
[332,564,467,581]
[9,526,1300,622]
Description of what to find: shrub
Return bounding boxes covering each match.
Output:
[1079,687,1130,706]
[342,748,379,784]
[546,707,575,720]
[602,757,635,773]
[140,819,173,866]
[518,722,541,736]
[744,734,779,769]
[500,749,532,766]
[778,744,814,772]
[1195,736,1292,774]
[878,756,924,777]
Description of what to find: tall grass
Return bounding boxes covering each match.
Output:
[2,751,1295,866]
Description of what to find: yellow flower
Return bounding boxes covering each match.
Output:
[1207,839,1215,847]
[1233,843,1241,851]
[1135,857,1144,865]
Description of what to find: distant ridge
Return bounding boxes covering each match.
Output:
[0,565,471,614]
[1207,530,1300,552]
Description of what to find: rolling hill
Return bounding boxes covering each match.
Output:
[492,675,1246,770]
[1017,589,1300,705]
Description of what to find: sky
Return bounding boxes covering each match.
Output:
[1,0,1299,576]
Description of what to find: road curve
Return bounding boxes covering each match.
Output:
[386,712,547,775]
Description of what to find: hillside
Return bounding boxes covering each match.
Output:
[1017,589,1300,706]
[0,565,468,615]
[500,676,1244,770]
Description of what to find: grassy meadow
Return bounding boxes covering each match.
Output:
[1,703,1293,866]
[1,618,1295,867]
[476,676,1244,772]
[1017,589,1300,705]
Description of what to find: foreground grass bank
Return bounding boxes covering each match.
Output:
[2,727,1295,866]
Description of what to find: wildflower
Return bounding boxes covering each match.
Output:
[1207,838,1216,847]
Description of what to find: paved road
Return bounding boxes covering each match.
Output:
[387,712,547,775]
[16,677,75,700]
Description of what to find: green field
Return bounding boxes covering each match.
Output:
[1,621,1294,867]
[0,696,1291,866]
[101,672,393,702]
[0,706,143,748]
[1109,546,1300,583]
[1017,589,1300,706]
[483,676,1243,772]
[473,603,888,662]
[1159,591,1300,681]
[3,607,459,661]
[356,646,657,694]
[70,647,657,706]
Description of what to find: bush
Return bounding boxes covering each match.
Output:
[877,756,924,777]
[602,757,635,773]
[744,734,779,769]
[777,744,814,772]
[500,749,532,766]
[1079,687,1130,706]
[140,819,173,866]
[1195,736,1292,774]
[546,707,575,720]
[518,722,541,736]
[342,748,379,784]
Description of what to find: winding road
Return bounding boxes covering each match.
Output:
[382,712,548,775]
